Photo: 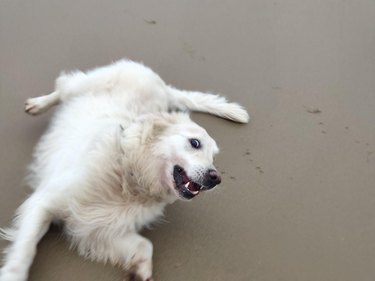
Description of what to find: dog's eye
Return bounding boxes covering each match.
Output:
[190,138,201,149]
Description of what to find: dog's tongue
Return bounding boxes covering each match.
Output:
[181,170,201,194]
[181,172,190,183]
[185,181,201,192]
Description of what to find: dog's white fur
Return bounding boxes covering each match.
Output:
[0,60,248,281]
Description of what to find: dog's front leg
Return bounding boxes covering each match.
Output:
[0,193,52,281]
[112,233,154,281]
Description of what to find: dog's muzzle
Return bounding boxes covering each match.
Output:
[201,169,221,190]
[173,165,221,199]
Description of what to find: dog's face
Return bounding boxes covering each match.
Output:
[155,116,221,200]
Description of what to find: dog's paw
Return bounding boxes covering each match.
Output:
[24,97,48,115]
[0,266,28,281]
[225,102,250,123]
[124,272,153,281]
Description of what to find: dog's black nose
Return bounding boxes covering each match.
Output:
[208,169,221,183]
[202,169,221,190]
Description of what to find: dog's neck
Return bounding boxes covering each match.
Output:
[118,124,176,205]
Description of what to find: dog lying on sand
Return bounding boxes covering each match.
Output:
[0,60,249,281]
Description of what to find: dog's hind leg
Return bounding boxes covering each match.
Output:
[25,66,119,116]
[167,87,250,123]
[24,68,96,116]
[24,68,94,116]
[0,192,52,281]
[25,91,60,115]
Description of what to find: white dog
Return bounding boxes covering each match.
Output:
[0,60,249,281]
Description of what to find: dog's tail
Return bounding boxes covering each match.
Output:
[168,87,249,123]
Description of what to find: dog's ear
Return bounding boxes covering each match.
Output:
[122,113,191,147]
[140,115,170,145]
[140,112,192,145]
[151,116,171,136]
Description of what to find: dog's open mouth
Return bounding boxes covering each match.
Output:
[173,165,202,199]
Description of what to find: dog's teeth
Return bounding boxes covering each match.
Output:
[191,190,199,195]
[185,182,190,188]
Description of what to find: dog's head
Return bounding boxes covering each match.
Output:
[121,113,222,202]
[152,113,221,200]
